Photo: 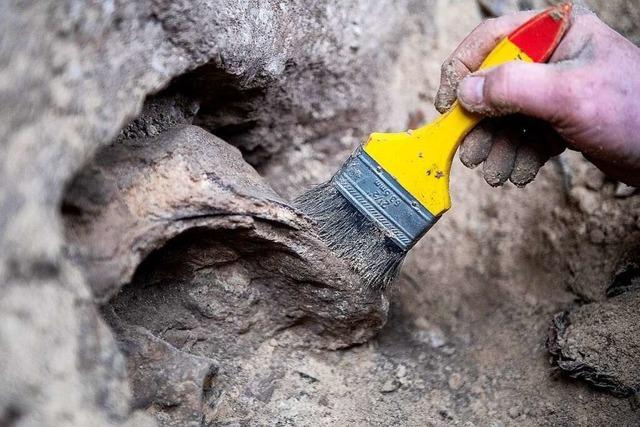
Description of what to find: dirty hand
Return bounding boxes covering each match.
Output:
[435,9,640,187]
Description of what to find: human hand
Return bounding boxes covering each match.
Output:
[436,8,640,187]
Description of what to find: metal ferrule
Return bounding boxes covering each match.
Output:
[334,147,438,250]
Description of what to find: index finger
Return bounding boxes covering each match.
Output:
[435,11,537,113]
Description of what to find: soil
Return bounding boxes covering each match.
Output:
[232,1,640,425]
[2,0,640,426]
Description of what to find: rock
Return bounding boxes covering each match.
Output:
[64,125,387,422]
[569,187,601,216]
[0,275,155,427]
[1,0,427,423]
[477,0,519,16]
[380,378,402,394]
[448,373,465,391]
[477,0,551,17]
[106,308,218,427]
[397,365,408,379]
[3,0,640,425]
[413,317,447,348]
[115,93,200,143]
[547,291,640,396]
[507,405,522,419]
[614,182,637,198]
[607,247,640,297]
[584,168,606,191]
[548,153,640,301]
[65,125,387,344]
[584,0,640,45]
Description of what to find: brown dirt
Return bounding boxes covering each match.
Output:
[246,1,640,425]
[3,0,640,425]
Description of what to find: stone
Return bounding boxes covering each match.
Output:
[3,0,640,425]
[448,373,465,391]
[106,308,218,427]
[507,405,522,419]
[547,291,640,397]
[380,379,402,394]
[63,125,387,422]
[614,182,637,198]
[1,0,420,423]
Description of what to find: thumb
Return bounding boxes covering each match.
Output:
[457,61,565,122]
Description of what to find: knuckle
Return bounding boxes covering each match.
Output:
[486,64,517,109]
[440,58,453,74]
[573,96,600,125]
[480,17,507,42]
[561,73,600,124]
[480,17,499,32]
[440,59,456,85]
[441,57,465,81]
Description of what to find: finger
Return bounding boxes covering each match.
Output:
[510,142,548,187]
[542,124,566,158]
[483,127,519,187]
[458,61,567,122]
[435,11,536,113]
[459,122,494,168]
[435,57,469,113]
[548,8,599,63]
[510,119,565,186]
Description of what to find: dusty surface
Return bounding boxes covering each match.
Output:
[2,0,640,426]
[548,291,640,397]
[63,126,387,424]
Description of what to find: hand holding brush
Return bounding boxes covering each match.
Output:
[296,3,575,290]
[438,6,640,188]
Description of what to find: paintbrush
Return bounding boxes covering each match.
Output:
[296,3,572,290]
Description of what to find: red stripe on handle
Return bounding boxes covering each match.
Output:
[508,2,572,63]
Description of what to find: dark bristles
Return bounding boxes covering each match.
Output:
[294,180,407,291]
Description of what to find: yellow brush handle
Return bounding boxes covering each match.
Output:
[363,38,533,217]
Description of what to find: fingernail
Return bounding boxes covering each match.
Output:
[458,76,485,106]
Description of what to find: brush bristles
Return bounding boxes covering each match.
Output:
[294,181,407,291]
